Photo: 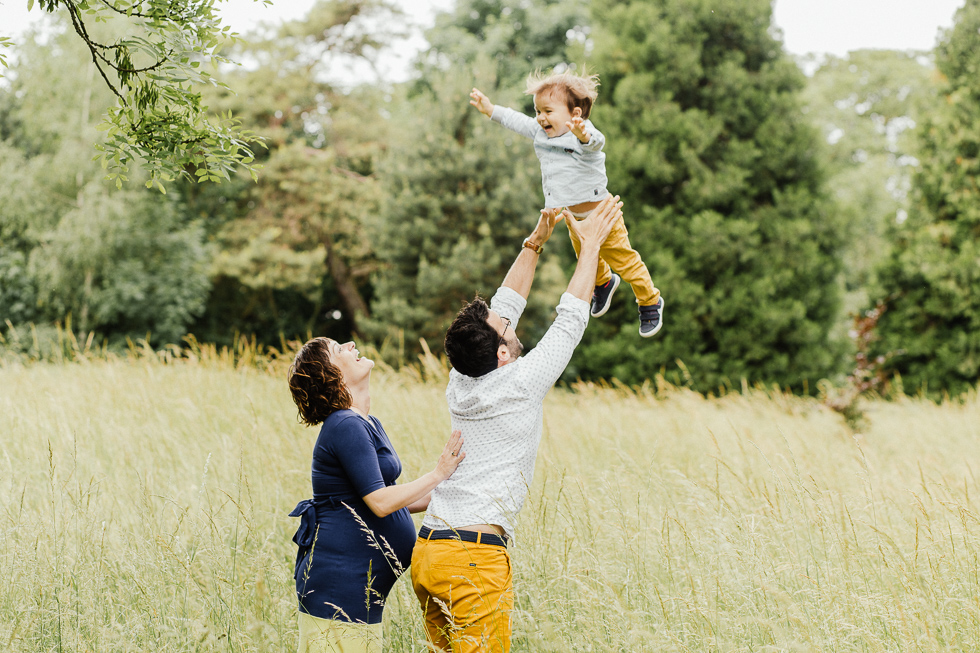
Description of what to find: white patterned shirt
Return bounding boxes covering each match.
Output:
[422,286,590,542]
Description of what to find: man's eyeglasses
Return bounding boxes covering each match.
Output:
[499,317,511,345]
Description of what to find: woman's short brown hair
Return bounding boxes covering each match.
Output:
[525,69,600,120]
[288,337,352,426]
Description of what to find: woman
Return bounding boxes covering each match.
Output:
[287,337,465,653]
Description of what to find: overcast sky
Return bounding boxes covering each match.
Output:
[0,0,967,78]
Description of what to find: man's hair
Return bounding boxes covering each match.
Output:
[287,337,353,426]
[444,297,501,378]
[525,68,600,120]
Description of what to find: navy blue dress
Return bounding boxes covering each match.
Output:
[289,410,416,624]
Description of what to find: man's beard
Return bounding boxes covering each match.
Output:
[507,339,524,359]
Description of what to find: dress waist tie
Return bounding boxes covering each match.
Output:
[288,496,356,579]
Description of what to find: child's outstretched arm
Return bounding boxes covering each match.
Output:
[469,88,494,118]
[472,87,539,140]
[567,116,606,152]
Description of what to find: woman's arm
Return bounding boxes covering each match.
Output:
[362,431,464,518]
[407,493,431,514]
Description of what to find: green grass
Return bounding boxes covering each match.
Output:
[2,354,980,652]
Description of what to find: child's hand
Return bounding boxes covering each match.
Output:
[469,88,494,118]
[566,116,590,143]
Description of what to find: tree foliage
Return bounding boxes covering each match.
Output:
[31,187,209,342]
[571,0,846,391]
[0,24,209,343]
[8,0,264,190]
[423,0,589,90]
[801,50,939,320]
[6,0,972,397]
[870,0,980,397]
[182,0,400,344]
[367,0,587,354]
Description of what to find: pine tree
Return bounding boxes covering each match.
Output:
[367,0,587,353]
[569,0,845,392]
[870,0,980,397]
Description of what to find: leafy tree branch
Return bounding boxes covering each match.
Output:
[9,0,266,191]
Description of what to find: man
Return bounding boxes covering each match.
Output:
[411,194,624,652]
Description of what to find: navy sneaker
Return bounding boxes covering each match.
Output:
[591,274,621,317]
[639,298,664,337]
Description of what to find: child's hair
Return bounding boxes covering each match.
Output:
[524,68,600,119]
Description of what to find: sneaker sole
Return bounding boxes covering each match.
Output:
[639,298,664,338]
[591,274,621,318]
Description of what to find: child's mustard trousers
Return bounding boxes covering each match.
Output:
[566,211,661,306]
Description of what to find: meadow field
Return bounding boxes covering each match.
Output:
[2,349,980,652]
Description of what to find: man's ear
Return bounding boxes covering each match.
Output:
[496,343,511,367]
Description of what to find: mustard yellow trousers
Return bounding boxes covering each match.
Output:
[411,536,514,653]
[566,211,660,306]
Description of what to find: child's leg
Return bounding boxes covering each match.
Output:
[600,214,660,306]
[565,215,613,287]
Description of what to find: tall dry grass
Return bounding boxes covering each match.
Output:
[2,348,979,651]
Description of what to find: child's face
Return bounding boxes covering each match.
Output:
[534,91,581,138]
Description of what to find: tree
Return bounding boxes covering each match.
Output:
[5,0,263,189]
[0,24,209,344]
[869,0,980,397]
[571,0,846,392]
[367,0,587,354]
[30,188,209,343]
[423,0,590,90]
[181,0,402,343]
[801,50,939,323]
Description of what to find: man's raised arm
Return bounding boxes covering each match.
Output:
[564,195,623,299]
[515,195,624,400]
[500,208,564,300]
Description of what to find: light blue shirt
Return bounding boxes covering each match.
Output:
[491,105,609,208]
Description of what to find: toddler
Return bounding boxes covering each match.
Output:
[469,71,663,336]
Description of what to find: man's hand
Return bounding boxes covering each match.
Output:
[566,116,590,143]
[500,206,568,298]
[469,88,494,118]
[565,194,622,251]
[564,195,624,303]
[528,207,566,247]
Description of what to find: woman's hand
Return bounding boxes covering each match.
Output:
[435,430,465,481]
[362,430,464,518]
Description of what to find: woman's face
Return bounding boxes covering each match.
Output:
[327,339,374,385]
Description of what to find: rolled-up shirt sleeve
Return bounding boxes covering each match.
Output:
[490,285,527,330]
[491,105,540,140]
[517,293,590,401]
